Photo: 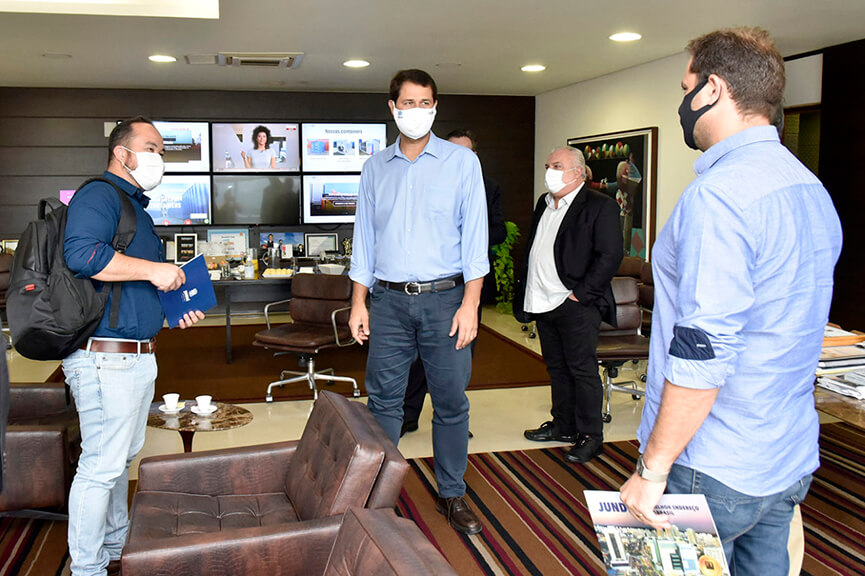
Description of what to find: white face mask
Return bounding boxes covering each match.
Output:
[544,167,577,194]
[121,146,165,191]
[392,106,436,140]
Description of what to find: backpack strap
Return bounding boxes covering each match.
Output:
[73,178,139,330]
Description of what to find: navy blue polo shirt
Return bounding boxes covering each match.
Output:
[64,171,165,340]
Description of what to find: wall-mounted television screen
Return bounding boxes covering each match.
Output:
[303,174,360,224]
[212,123,301,172]
[301,123,386,172]
[152,121,210,172]
[212,175,301,226]
[145,175,211,225]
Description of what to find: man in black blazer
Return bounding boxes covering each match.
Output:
[517,146,622,463]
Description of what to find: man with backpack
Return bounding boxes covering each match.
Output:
[62,117,204,576]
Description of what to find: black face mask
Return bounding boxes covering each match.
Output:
[678,79,717,150]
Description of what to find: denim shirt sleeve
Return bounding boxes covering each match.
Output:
[459,152,489,282]
[348,162,376,288]
[64,182,122,278]
[663,184,754,390]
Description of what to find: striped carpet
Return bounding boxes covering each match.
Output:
[2,422,863,575]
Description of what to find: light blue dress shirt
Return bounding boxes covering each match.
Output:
[637,126,843,496]
[350,132,489,287]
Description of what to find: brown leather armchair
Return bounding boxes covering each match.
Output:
[639,259,654,337]
[597,276,650,423]
[254,273,360,402]
[122,390,410,575]
[0,381,81,519]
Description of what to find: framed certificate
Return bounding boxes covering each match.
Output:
[304,233,338,257]
[174,233,198,264]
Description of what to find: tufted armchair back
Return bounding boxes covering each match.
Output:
[285,390,385,520]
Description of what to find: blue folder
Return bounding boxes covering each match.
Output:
[158,254,217,328]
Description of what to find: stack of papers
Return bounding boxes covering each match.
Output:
[817,371,865,400]
[818,325,865,376]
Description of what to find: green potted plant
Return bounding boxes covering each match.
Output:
[492,221,520,314]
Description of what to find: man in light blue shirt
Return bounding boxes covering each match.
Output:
[620,28,842,576]
[349,69,488,535]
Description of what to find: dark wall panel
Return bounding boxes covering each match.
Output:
[0,88,535,244]
[820,39,865,328]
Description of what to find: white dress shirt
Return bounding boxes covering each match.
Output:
[524,184,584,313]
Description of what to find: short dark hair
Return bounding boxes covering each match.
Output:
[107,116,155,165]
[686,27,785,123]
[446,129,478,152]
[252,125,273,149]
[389,69,438,103]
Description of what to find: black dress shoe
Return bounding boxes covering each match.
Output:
[564,434,604,463]
[436,495,483,535]
[524,421,578,443]
[400,419,419,438]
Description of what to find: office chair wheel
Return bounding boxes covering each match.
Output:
[521,324,528,332]
[640,374,647,382]
[529,332,536,339]
[265,394,274,403]
[602,413,612,423]
[353,389,361,398]
[632,394,642,400]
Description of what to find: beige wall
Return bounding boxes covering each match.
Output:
[534,51,824,250]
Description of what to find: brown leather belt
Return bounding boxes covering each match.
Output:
[81,338,157,354]
[379,274,464,295]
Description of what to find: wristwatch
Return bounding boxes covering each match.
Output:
[636,455,669,483]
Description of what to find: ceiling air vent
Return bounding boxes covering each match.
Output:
[217,52,304,69]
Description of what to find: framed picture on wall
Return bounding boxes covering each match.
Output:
[1,239,18,255]
[304,233,338,257]
[567,127,658,260]
[173,233,198,264]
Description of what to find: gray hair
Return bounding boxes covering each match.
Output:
[550,146,586,179]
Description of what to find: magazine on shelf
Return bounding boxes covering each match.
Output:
[584,490,730,576]
[817,374,865,400]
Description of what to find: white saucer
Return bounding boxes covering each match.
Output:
[159,402,185,414]
[191,404,218,416]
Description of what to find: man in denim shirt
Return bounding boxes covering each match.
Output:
[620,28,843,576]
[63,117,204,576]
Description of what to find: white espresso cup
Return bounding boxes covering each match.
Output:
[163,393,180,410]
[196,395,212,410]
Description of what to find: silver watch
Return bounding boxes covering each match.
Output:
[636,455,669,483]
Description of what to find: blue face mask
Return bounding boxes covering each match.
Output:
[678,79,717,150]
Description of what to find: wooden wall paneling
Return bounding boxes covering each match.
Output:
[820,38,865,328]
[0,147,106,176]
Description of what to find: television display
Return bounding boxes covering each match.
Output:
[212,175,301,226]
[152,121,210,172]
[303,174,360,224]
[144,175,211,225]
[301,123,386,172]
[212,123,300,172]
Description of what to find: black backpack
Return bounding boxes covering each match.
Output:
[7,178,137,360]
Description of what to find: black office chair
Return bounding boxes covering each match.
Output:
[597,276,650,423]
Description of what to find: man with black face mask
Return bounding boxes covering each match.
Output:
[63,117,205,576]
[620,28,842,576]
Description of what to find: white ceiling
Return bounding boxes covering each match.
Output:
[1,0,864,96]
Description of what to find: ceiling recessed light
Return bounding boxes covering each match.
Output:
[521,64,546,72]
[609,32,642,42]
[148,54,177,63]
[343,59,370,68]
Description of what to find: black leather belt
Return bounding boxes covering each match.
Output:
[81,338,157,354]
[379,274,464,295]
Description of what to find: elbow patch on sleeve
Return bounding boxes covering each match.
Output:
[669,326,715,360]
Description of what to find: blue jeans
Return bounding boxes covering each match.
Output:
[62,349,156,576]
[667,464,812,576]
[365,283,471,498]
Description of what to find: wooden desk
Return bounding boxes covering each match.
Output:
[815,388,865,430]
[214,276,292,363]
[147,401,253,452]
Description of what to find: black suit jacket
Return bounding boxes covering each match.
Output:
[515,186,623,325]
